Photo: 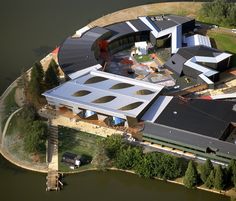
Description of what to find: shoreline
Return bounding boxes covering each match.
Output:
[0,1,235,198]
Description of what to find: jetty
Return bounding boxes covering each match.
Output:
[46,120,63,191]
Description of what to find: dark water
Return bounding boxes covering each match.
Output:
[0,0,229,200]
[0,155,229,201]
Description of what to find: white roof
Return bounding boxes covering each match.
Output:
[186,34,211,48]
[75,26,90,37]
[43,70,164,119]
[141,96,173,122]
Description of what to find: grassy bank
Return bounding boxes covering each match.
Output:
[1,87,19,128]
[58,126,102,172]
[4,113,46,163]
[207,31,236,67]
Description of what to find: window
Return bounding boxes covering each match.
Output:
[136,89,155,95]
[72,90,91,97]
[110,83,134,90]
[119,102,143,111]
[92,96,116,103]
[84,76,108,84]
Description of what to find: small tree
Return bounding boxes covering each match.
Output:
[44,60,59,90]
[214,165,225,190]
[205,170,215,189]
[228,159,236,188]
[201,159,214,183]
[183,161,198,188]
[24,121,48,153]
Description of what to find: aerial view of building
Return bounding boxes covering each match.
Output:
[43,14,236,163]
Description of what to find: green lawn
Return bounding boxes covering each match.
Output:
[1,87,19,129]
[4,113,46,163]
[207,31,236,67]
[134,55,153,63]
[58,126,102,172]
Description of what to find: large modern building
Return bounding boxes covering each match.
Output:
[43,15,236,163]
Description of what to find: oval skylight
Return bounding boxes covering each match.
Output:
[119,102,143,111]
[84,76,108,84]
[73,90,91,97]
[110,83,134,90]
[92,96,116,104]
[136,89,155,95]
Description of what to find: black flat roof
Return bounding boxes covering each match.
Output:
[155,98,236,139]
[58,27,111,75]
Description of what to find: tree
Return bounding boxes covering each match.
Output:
[228,160,236,187]
[28,62,45,104]
[201,159,214,183]
[183,161,198,188]
[115,146,143,170]
[214,165,225,190]
[205,170,215,189]
[24,121,48,153]
[103,135,126,159]
[44,62,59,90]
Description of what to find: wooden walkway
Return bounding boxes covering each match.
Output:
[46,121,63,191]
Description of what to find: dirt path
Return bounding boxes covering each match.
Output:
[88,2,202,28]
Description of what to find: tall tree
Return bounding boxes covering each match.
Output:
[205,170,215,189]
[183,161,198,188]
[214,165,225,190]
[44,60,59,90]
[201,159,214,183]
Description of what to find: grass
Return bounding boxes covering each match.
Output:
[207,31,236,67]
[134,55,152,63]
[1,87,19,129]
[58,126,102,172]
[4,113,46,163]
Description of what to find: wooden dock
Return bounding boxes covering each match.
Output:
[46,171,62,191]
[46,120,63,191]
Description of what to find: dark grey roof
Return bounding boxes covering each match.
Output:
[143,121,236,158]
[177,45,222,60]
[164,53,186,75]
[165,15,194,25]
[164,45,223,76]
[105,22,135,42]
[58,27,111,75]
[154,20,177,30]
[129,19,152,32]
[154,97,236,139]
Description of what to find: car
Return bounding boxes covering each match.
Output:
[232,29,236,33]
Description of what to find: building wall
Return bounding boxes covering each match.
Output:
[142,135,234,163]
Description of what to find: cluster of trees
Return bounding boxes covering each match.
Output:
[95,135,236,192]
[18,105,48,153]
[199,0,236,27]
[184,159,236,190]
[28,59,59,105]
[94,135,185,180]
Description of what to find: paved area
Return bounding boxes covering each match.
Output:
[51,116,123,138]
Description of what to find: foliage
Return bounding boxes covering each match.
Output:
[199,0,236,27]
[183,161,198,188]
[44,59,59,90]
[201,159,214,183]
[28,62,44,104]
[205,170,215,189]
[134,152,183,180]
[214,165,225,190]
[228,159,236,188]
[116,146,143,170]
[23,120,48,153]
[103,134,126,159]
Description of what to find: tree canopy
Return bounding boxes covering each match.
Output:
[214,165,225,190]
[199,0,236,27]
[183,160,198,188]
[201,159,214,183]
[24,120,48,153]
[44,59,59,90]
